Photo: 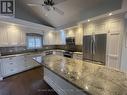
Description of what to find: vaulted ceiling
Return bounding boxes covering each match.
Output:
[15,0,122,29]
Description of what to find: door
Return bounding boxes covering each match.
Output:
[93,34,107,64]
[83,36,93,61]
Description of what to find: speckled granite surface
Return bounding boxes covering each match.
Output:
[33,55,127,95]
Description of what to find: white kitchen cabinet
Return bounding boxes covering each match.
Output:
[84,23,95,35]
[106,17,123,70]
[73,53,83,60]
[0,22,26,47]
[0,59,3,80]
[1,57,23,77]
[75,25,83,45]
[25,54,41,69]
[43,31,56,45]
[7,26,26,46]
[1,53,41,78]
[55,31,66,45]
[19,30,26,46]
[0,23,9,47]
[44,68,86,95]
[65,29,76,38]
[106,32,122,70]
[95,21,107,34]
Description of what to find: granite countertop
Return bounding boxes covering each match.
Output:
[0,49,83,59]
[33,55,127,95]
[0,52,42,59]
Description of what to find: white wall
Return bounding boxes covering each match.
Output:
[121,19,127,72]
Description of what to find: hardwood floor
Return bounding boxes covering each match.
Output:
[0,67,58,95]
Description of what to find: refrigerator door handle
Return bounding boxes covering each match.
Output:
[90,37,93,54]
[92,35,96,55]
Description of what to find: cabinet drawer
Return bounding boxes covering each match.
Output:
[3,68,18,77]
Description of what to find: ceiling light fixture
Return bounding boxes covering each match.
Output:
[88,19,90,22]
[109,13,113,16]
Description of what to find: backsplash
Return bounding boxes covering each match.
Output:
[0,46,26,56]
[0,45,82,56]
[55,45,83,52]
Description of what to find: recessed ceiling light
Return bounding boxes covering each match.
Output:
[109,13,113,16]
[88,19,90,22]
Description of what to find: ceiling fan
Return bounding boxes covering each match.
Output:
[27,0,65,15]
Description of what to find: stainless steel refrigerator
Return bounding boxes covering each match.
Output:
[83,34,107,65]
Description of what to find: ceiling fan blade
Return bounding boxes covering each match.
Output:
[27,3,45,7]
[53,7,64,15]
[53,0,67,5]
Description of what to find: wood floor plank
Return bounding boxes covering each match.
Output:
[0,67,58,95]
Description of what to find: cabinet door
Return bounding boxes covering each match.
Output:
[0,24,9,47]
[25,54,40,69]
[20,31,26,46]
[106,33,121,70]
[7,27,21,46]
[84,23,95,35]
[0,59,2,79]
[12,56,26,71]
[75,27,83,45]
[1,58,18,77]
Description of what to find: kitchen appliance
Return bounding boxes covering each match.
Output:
[83,34,107,65]
[66,37,76,52]
[45,51,53,55]
[63,37,76,58]
[63,51,73,58]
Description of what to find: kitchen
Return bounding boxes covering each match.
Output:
[0,0,127,95]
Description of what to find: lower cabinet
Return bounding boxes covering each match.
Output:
[0,59,3,80]
[44,68,87,95]
[0,54,41,78]
[25,54,41,69]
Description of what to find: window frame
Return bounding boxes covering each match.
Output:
[26,33,43,49]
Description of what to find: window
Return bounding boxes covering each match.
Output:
[27,33,43,49]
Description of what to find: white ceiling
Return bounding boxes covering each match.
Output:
[16,0,122,28]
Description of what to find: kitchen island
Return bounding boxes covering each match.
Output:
[33,55,127,95]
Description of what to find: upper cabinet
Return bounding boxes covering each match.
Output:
[64,25,83,45]
[75,25,83,45]
[65,29,75,37]
[55,31,66,45]
[43,31,56,45]
[0,22,26,47]
[0,23,8,47]
[7,26,22,46]
[84,23,95,35]
[43,30,66,45]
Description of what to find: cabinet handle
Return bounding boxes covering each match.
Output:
[10,63,13,65]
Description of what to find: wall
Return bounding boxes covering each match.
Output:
[121,19,127,72]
